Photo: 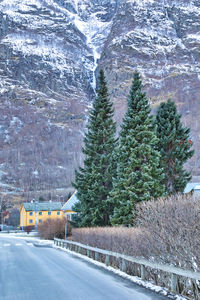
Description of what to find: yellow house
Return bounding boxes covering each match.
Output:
[20,201,64,228]
[20,192,79,228]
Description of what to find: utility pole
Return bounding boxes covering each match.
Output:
[65,222,67,240]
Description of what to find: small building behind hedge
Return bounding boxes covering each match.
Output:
[20,192,78,228]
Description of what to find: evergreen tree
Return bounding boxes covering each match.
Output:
[109,71,165,226]
[155,99,194,195]
[73,70,117,227]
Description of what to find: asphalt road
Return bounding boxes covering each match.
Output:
[0,236,169,300]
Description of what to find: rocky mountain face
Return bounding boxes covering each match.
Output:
[0,0,199,199]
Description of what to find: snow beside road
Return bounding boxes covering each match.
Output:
[0,232,187,300]
[53,244,186,300]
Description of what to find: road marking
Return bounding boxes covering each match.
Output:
[3,243,10,247]
[15,243,23,246]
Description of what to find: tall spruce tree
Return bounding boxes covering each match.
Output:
[109,71,165,226]
[73,70,117,227]
[155,100,194,195]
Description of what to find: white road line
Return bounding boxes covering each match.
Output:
[15,243,23,246]
[3,243,10,247]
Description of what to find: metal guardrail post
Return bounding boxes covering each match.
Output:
[121,259,127,273]
[141,265,146,280]
[105,255,110,266]
[53,238,200,296]
[95,252,99,261]
[171,273,177,292]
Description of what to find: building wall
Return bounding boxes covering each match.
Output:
[20,209,65,227]
[20,205,26,227]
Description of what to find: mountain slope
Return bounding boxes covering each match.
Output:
[0,0,199,198]
[100,0,200,174]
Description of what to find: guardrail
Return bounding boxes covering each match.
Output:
[54,238,200,295]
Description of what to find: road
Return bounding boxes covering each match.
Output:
[0,236,169,300]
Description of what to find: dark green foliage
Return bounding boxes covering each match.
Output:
[155,100,194,195]
[73,70,117,227]
[39,196,46,202]
[109,72,165,226]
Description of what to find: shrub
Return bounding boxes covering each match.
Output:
[136,194,200,299]
[71,194,200,298]
[24,226,34,234]
[136,194,200,271]
[38,218,71,240]
[72,226,152,258]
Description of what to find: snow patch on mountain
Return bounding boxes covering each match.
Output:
[72,13,112,89]
[2,34,69,72]
[0,0,113,91]
[55,0,113,89]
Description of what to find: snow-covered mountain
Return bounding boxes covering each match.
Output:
[0,0,199,197]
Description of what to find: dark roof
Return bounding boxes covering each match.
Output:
[62,192,79,211]
[23,202,63,211]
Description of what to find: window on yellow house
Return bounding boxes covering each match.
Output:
[29,219,33,224]
[57,211,60,215]
[39,219,42,223]
[39,212,42,216]
[48,211,51,215]
[29,212,33,216]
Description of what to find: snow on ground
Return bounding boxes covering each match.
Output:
[54,244,187,300]
[0,232,188,299]
[0,232,54,246]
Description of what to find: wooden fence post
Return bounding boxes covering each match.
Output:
[95,252,99,261]
[171,273,177,292]
[141,265,146,280]
[105,255,110,266]
[121,259,127,273]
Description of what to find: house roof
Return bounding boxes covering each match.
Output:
[184,183,200,193]
[62,192,79,211]
[23,202,63,211]
[194,185,200,190]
